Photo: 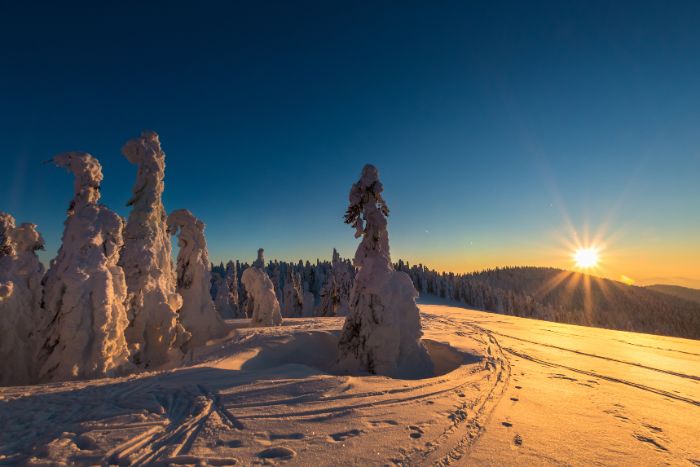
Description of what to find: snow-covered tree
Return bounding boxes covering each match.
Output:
[0,213,45,385]
[282,266,303,317]
[318,248,353,317]
[212,273,235,318]
[241,249,282,326]
[337,164,431,376]
[119,131,190,367]
[167,209,230,347]
[38,153,131,382]
[302,281,315,317]
[226,260,243,318]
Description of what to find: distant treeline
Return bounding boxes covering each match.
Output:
[398,263,700,340]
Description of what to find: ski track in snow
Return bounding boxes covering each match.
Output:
[1,304,699,465]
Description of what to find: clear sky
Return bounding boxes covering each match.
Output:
[1,1,699,287]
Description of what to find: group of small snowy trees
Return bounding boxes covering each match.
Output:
[0,132,230,385]
[210,250,355,320]
[2,138,431,384]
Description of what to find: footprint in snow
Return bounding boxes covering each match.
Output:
[408,425,425,439]
[329,429,363,442]
[270,432,305,440]
[366,419,399,428]
[643,424,663,433]
[257,446,297,460]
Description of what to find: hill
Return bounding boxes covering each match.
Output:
[401,265,700,340]
[647,284,700,305]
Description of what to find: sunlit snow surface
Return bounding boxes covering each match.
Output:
[1,301,698,465]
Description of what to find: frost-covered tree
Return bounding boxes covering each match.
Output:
[212,273,235,318]
[318,248,353,317]
[38,153,131,382]
[0,213,45,385]
[226,260,243,318]
[167,209,229,346]
[282,266,303,317]
[119,131,190,367]
[337,164,431,376]
[302,281,315,317]
[241,248,282,326]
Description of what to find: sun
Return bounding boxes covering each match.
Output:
[573,247,599,269]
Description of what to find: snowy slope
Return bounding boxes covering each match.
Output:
[1,301,698,465]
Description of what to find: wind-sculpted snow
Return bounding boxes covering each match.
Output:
[338,164,431,377]
[167,209,229,347]
[119,131,189,368]
[38,153,131,383]
[241,249,282,326]
[0,213,45,385]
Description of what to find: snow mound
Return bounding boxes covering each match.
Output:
[238,329,471,379]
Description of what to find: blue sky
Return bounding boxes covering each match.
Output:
[1,1,699,286]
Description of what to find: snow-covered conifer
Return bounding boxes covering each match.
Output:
[0,214,45,385]
[241,249,282,326]
[212,273,235,318]
[38,153,131,382]
[167,209,229,346]
[318,248,352,316]
[337,164,431,376]
[282,266,303,317]
[226,260,243,318]
[119,131,190,367]
[302,281,315,317]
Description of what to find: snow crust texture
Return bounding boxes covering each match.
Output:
[167,209,229,346]
[241,249,282,326]
[118,131,189,368]
[38,153,131,382]
[338,164,431,377]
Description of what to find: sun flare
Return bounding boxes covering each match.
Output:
[573,247,599,269]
